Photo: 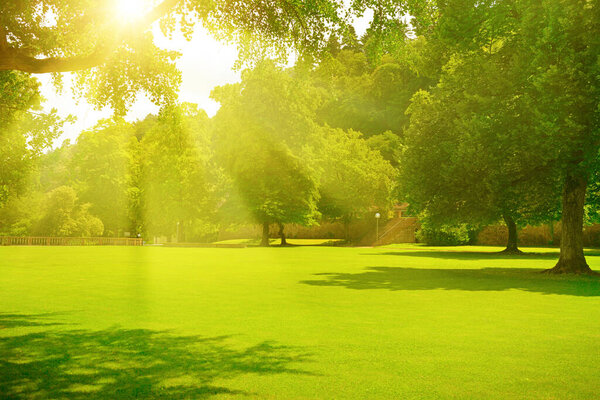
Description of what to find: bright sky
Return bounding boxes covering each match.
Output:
[37,10,373,146]
[36,25,240,146]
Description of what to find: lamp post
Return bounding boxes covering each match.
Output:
[176,221,180,243]
[375,212,381,242]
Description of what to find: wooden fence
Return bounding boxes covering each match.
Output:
[0,236,143,246]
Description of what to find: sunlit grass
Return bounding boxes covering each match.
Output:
[1,246,599,398]
[383,243,562,252]
[213,238,344,246]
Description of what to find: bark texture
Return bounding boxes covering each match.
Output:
[278,222,287,246]
[343,219,351,242]
[260,221,270,247]
[499,214,523,254]
[545,173,593,274]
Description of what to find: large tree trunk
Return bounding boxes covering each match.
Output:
[499,214,522,254]
[278,222,287,246]
[545,173,593,274]
[260,222,270,247]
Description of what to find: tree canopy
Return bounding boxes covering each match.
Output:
[395,0,600,272]
[1,0,599,274]
[211,62,322,245]
[0,0,353,114]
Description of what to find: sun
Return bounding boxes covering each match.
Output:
[114,0,149,23]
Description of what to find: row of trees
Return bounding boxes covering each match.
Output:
[1,55,398,245]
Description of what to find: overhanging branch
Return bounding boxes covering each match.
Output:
[0,47,108,74]
[0,0,181,74]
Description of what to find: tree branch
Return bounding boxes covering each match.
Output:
[0,0,181,74]
[279,0,308,37]
[0,46,109,74]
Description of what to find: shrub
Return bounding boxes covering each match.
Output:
[416,223,471,246]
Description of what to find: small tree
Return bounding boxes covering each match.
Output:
[34,186,103,237]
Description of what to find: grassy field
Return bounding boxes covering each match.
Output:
[212,238,344,246]
[1,244,599,399]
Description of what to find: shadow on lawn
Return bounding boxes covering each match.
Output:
[370,249,600,261]
[301,267,600,296]
[0,313,312,399]
[369,250,561,260]
[0,312,72,329]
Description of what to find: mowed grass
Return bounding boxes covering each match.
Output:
[213,238,344,246]
[1,244,599,399]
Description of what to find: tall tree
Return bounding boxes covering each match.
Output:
[519,0,600,273]
[140,103,219,242]
[69,119,137,237]
[0,0,350,114]
[0,71,68,207]
[212,62,321,245]
[400,52,561,254]
[316,126,396,241]
[401,0,600,272]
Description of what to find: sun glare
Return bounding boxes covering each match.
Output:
[115,0,148,23]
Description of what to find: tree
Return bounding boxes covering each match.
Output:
[0,70,69,207]
[0,192,42,236]
[222,142,320,246]
[69,119,137,237]
[212,62,321,245]
[308,32,431,171]
[400,52,561,254]
[0,70,39,123]
[366,131,402,168]
[33,186,104,237]
[0,0,349,114]
[140,103,220,242]
[517,0,599,273]
[316,127,396,241]
[401,0,599,272]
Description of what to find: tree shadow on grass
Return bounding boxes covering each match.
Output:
[301,267,600,297]
[369,249,600,261]
[0,312,72,330]
[368,250,563,260]
[0,314,313,399]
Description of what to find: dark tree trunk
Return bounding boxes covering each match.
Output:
[260,221,270,247]
[278,222,287,246]
[343,217,351,242]
[499,214,523,254]
[545,173,593,274]
[548,221,555,246]
[179,222,185,243]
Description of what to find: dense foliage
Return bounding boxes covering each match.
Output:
[1,0,599,272]
[0,56,398,245]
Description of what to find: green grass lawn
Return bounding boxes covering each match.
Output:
[1,244,599,399]
[212,238,344,246]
